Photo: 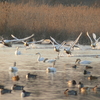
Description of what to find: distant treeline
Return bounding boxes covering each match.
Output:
[0,1,100,44]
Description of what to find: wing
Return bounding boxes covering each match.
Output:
[86,32,93,44]
[50,36,59,45]
[93,33,96,41]
[70,32,82,49]
[11,34,34,42]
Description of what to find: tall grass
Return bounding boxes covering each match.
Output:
[0,2,100,44]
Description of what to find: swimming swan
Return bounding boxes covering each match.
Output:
[9,62,18,72]
[15,47,21,55]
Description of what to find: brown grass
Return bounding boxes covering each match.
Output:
[0,2,100,44]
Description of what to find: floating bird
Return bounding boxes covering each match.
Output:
[26,73,37,79]
[67,80,77,87]
[79,87,90,93]
[12,75,20,81]
[21,89,30,98]
[91,85,98,92]
[64,89,77,96]
[75,59,91,65]
[71,65,77,69]
[77,82,84,89]
[83,70,91,75]
[85,65,93,69]
[86,32,100,49]
[63,32,82,55]
[9,62,18,73]
[36,52,47,62]
[46,67,56,73]
[88,75,98,80]
[0,87,12,94]
[0,34,34,47]
[15,47,21,55]
[11,84,24,90]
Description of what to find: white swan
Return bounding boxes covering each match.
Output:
[45,58,57,73]
[36,52,47,62]
[63,32,82,55]
[75,59,91,65]
[9,62,18,72]
[15,47,21,55]
[50,36,65,58]
[86,32,100,49]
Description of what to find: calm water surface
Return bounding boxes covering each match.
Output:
[0,44,100,100]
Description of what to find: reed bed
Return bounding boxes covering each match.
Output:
[0,2,100,44]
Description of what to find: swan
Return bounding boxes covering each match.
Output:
[63,32,82,55]
[0,34,34,47]
[86,32,100,49]
[36,52,47,62]
[50,36,65,58]
[15,47,21,55]
[9,62,18,72]
[75,59,91,65]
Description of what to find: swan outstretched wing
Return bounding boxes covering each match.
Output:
[86,32,93,44]
[50,36,59,45]
[93,33,96,41]
[70,32,82,49]
[11,34,34,42]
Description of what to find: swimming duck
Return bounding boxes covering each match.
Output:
[15,46,21,55]
[64,89,77,96]
[26,73,37,79]
[77,82,84,89]
[12,75,20,81]
[67,80,77,86]
[0,87,12,94]
[21,90,26,98]
[79,87,90,93]
[91,85,98,92]
[85,65,93,69]
[9,62,18,73]
[11,84,24,90]
[83,70,91,75]
[88,75,98,80]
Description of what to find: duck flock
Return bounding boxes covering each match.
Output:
[0,32,100,99]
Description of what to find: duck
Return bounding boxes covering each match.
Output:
[26,73,37,79]
[0,87,12,94]
[86,32,100,49]
[11,84,24,90]
[15,47,21,55]
[9,62,18,72]
[21,90,26,98]
[71,65,77,69]
[12,75,20,81]
[77,82,84,89]
[85,65,93,69]
[88,75,98,80]
[67,80,77,87]
[79,87,90,93]
[64,89,77,96]
[91,85,98,92]
[83,70,91,75]
[75,58,91,65]
[36,52,47,62]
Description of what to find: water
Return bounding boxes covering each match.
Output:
[0,44,100,100]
